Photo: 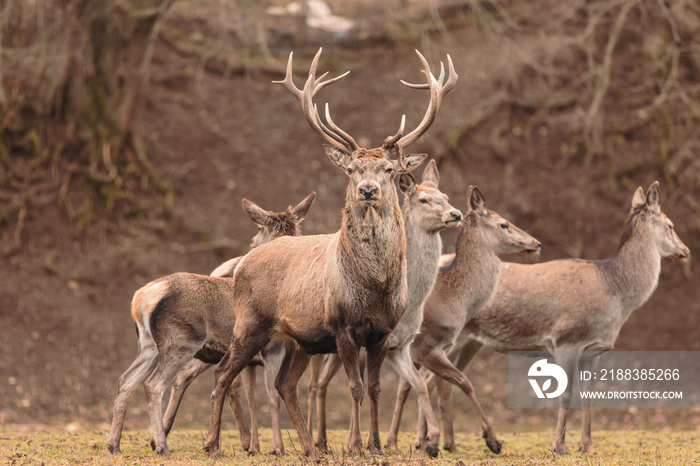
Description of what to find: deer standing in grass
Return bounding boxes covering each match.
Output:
[312,159,462,455]
[157,194,317,456]
[203,48,457,458]
[415,181,690,455]
[107,193,316,456]
[388,186,541,454]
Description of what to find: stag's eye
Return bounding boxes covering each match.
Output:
[347,168,354,175]
[500,223,509,230]
[385,166,393,174]
[419,198,429,204]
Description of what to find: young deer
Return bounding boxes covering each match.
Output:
[157,194,316,456]
[107,193,316,456]
[203,48,457,458]
[424,182,690,455]
[312,160,462,455]
[389,186,541,454]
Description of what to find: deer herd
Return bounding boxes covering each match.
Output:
[107,48,690,459]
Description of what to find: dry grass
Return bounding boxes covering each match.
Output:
[0,428,698,465]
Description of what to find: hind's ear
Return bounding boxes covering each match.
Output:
[645,181,661,215]
[467,185,486,214]
[242,199,272,226]
[291,191,316,222]
[398,174,417,196]
[631,187,645,211]
[421,159,439,187]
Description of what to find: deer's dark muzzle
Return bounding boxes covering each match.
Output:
[359,186,378,201]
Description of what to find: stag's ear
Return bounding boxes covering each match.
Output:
[644,181,661,215]
[421,159,439,187]
[467,185,487,214]
[242,199,272,226]
[398,174,417,196]
[323,145,351,171]
[631,187,646,211]
[291,191,316,222]
[395,153,428,174]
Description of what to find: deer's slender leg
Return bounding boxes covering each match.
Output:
[161,360,211,438]
[552,352,578,455]
[385,345,440,457]
[241,366,260,454]
[226,375,252,451]
[204,329,272,458]
[107,343,159,455]
[315,353,343,450]
[335,328,364,456]
[144,346,199,456]
[261,341,286,455]
[274,342,314,456]
[418,348,501,454]
[365,339,389,454]
[435,340,484,453]
[578,354,599,454]
[306,354,323,439]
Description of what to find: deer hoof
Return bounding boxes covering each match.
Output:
[579,443,597,455]
[553,445,567,455]
[149,438,156,451]
[203,443,221,459]
[484,436,502,454]
[425,444,439,458]
[155,446,171,457]
[107,443,121,455]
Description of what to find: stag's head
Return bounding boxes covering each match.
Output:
[466,186,541,255]
[627,182,689,262]
[274,48,457,211]
[399,159,462,233]
[242,192,316,248]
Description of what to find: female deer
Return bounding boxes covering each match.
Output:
[312,160,462,456]
[203,48,457,458]
[389,186,541,454]
[421,182,690,455]
[107,193,315,456]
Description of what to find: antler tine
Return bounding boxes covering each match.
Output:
[391,51,458,153]
[274,47,358,153]
[272,51,303,103]
[325,103,359,150]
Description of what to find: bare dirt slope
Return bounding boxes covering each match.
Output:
[1,0,698,440]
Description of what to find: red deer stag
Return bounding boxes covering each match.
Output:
[107,193,316,456]
[389,186,541,454]
[420,182,690,455]
[311,160,462,455]
[202,48,457,458]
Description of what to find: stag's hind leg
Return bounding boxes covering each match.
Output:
[552,352,579,455]
[314,353,343,451]
[274,342,314,456]
[107,339,159,455]
[578,354,599,454]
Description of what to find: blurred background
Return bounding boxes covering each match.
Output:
[1,0,698,443]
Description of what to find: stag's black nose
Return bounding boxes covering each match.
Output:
[359,186,377,200]
[451,212,462,221]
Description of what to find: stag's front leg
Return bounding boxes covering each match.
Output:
[261,342,286,455]
[336,328,365,456]
[274,341,314,456]
[315,353,343,451]
[365,338,390,454]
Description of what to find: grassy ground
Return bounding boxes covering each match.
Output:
[0,428,697,465]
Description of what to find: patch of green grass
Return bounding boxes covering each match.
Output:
[0,429,697,465]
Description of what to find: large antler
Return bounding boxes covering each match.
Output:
[273,48,360,154]
[383,50,458,165]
